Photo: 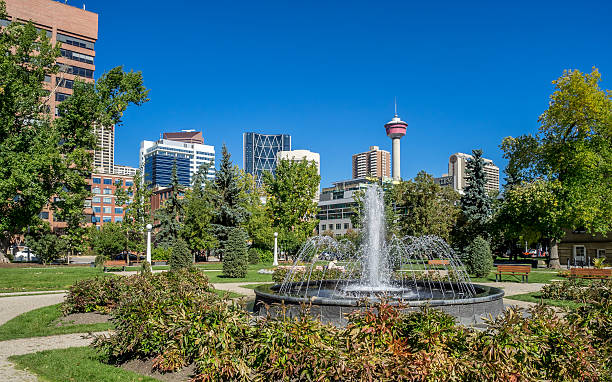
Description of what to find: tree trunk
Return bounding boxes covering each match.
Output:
[548,239,560,269]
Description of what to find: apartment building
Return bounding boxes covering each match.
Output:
[352,146,391,180]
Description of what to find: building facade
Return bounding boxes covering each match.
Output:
[317,178,371,236]
[88,173,134,226]
[93,125,114,174]
[558,230,611,267]
[140,131,216,188]
[448,152,499,194]
[352,146,391,180]
[243,132,291,187]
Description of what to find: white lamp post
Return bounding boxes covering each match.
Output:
[273,232,278,266]
[146,224,152,264]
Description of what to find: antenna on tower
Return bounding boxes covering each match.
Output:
[394,97,398,117]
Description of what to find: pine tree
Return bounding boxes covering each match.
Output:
[169,237,192,270]
[155,163,184,249]
[211,145,249,259]
[464,236,493,277]
[183,163,217,260]
[222,227,248,278]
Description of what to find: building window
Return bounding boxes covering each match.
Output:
[115,180,123,187]
[103,197,112,204]
[102,216,111,223]
[125,181,133,187]
[573,245,586,262]
[56,77,74,89]
[344,223,349,230]
[60,48,94,64]
[103,206,111,214]
[103,188,112,195]
[39,211,49,220]
[92,196,101,203]
[55,92,70,102]
[93,206,101,213]
[336,224,341,230]
[91,216,99,223]
[597,249,606,258]
[103,178,112,185]
[57,33,95,50]
[114,207,123,214]
[114,216,123,222]
[92,187,100,194]
[321,224,326,231]
[92,177,101,184]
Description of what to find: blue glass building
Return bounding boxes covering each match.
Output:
[243,132,291,187]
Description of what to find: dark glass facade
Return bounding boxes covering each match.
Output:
[243,132,291,187]
[144,152,191,188]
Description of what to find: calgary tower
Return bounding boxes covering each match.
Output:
[384,101,407,181]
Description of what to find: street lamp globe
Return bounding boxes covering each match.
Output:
[146,224,153,231]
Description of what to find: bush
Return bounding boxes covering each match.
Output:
[169,238,192,270]
[248,247,260,264]
[464,236,493,277]
[152,246,171,261]
[222,228,248,278]
[248,247,273,264]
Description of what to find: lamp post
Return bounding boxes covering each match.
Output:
[146,224,152,264]
[273,232,278,266]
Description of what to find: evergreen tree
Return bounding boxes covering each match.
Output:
[183,163,217,260]
[155,163,184,249]
[222,227,248,278]
[464,236,493,277]
[169,237,192,270]
[454,150,493,249]
[211,145,249,259]
[115,167,152,256]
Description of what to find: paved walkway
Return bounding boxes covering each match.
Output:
[0,293,66,326]
[213,282,273,298]
[477,281,545,310]
[0,332,106,382]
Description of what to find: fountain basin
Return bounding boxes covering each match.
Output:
[254,280,505,327]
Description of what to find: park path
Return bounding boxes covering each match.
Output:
[0,292,66,326]
[213,282,272,298]
[478,281,545,310]
[0,332,106,382]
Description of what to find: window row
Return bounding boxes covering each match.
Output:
[59,64,94,79]
[92,187,113,195]
[60,49,94,65]
[57,33,94,50]
[321,223,350,231]
[92,216,123,223]
[55,92,70,102]
[92,206,123,214]
[56,77,74,89]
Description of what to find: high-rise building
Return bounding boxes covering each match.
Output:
[243,132,291,187]
[448,152,500,194]
[93,125,114,174]
[140,130,216,188]
[88,173,134,226]
[352,146,390,180]
[317,178,372,236]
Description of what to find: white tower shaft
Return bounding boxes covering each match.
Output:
[392,138,401,180]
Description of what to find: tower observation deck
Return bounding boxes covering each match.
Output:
[384,108,407,181]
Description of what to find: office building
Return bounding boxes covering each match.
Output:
[93,125,114,174]
[243,132,291,187]
[114,164,138,177]
[140,130,216,188]
[317,178,371,236]
[88,173,134,226]
[448,152,500,194]
[352,146,390,180]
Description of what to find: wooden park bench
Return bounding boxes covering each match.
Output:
[428,259,450,267]
[103,260,127,272]
[568,268,612,280]
[495,265,531,283]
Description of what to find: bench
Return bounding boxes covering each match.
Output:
[495,265,531,283]
[103,260,127,272]
[568,268,612,280]
[428,259,450,267]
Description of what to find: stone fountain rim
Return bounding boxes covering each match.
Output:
[254,280,505,308]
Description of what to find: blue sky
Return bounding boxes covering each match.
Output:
[78,0,611,188]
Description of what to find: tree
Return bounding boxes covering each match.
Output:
[239,170,273,251]
[222,227,248,278]
[115,167,152,256]
[392,171,460,241]
[25,224,66,265]
[263,158,320,256]
[501,68,612,268]
[453,150,493,249]
[154,164,184,249]
[182,163,217,260]
[169,237,192,270]
[464,236,493,277]
[88,223,128,260]
[211,145,249,258]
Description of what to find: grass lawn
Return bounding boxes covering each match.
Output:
[10,347,160,382]
[0,304,113,341]
[0,267,110,293]
[505,292,586,309]
[470,269,562,284]
[206,268,273,283]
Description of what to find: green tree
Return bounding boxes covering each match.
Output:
[464,236,493,277]
[454,150,493,250]
[88,222,128,260]
[222,227,248,278]
[115,168,152,257]
[154,164,184,249]
[239,170,273,251]
[263,158,320,256]
[211,145,249,259]
[182,163,217,261]
[392,171,460,241]
[25,224,67,265]
[501,68,612,268]
[169,237,192,271]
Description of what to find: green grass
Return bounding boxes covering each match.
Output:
[0,303,113,341]
[0,267,110,293]
[10,347,161,382]
[470,269,562,284]
[211,288,244,298]
[505,292,586,309]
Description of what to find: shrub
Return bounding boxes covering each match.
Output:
[222,228,248,278]
[464,236,493,277]
[151,246,171,261]
[272,267,345,284]
[248,247,260,264]
[247,247,273,264]
[169,237,192,270]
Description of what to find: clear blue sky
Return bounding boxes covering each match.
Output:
[79,0,611,188]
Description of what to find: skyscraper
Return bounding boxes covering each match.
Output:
[243,132,291,187]
[352,146,390,180]
[448,152,500,194]
[140,130,215,188]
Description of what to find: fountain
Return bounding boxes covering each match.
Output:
[254,184,504,326]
